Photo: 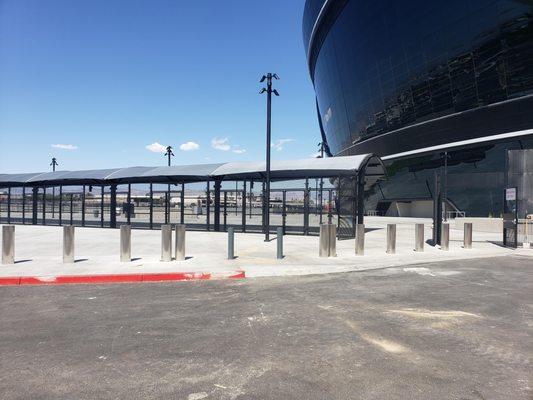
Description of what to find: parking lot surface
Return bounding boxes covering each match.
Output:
[0,255,531,399]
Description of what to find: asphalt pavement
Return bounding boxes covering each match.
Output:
[0,255,531,399]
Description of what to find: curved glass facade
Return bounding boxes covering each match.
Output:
[305,0,533,155]
[304,0,533,217]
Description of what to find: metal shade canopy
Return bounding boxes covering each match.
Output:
[0,154,386,188]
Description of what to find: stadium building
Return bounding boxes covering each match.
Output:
[304,0,533,217]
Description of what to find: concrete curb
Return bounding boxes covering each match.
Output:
[0,270,245,286]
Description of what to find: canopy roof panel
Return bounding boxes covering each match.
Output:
[0,154,386,188]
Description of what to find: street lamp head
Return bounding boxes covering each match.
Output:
[273,89,279,96]
[50,157,59,170]
[272,73,279,80]
[260,75,267,83]
[259,88,267,94]
[164,146,174,157]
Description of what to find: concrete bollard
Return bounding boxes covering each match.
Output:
[120,225,131,262]
[319,224,329,257]
[319,223,336,257]
[464,223,473,249]
[277,227,283,259]
[441,223,449,251]
[2,225,15,265]
[63,225,75,263]
[329,224,337,257]
[414,223,424,252]
[355,224,365,255]
[386,224,396,254]
[161,224,172,261]
[175,224,186,261]
[228,227,234,260]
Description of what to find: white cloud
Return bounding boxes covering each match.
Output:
[179,141,199,151]
[145,142,166,153]
[51,144,78,150]
[272,138,294,151]
[211,137,231,151]
[211,137,246,154]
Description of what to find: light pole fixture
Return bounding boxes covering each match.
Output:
[260,73,279,241]
[50,157,58,171]
[164,145,174,167]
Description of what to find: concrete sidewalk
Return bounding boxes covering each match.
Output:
[1,220,531,281]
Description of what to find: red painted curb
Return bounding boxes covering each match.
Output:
[0,270,245,286]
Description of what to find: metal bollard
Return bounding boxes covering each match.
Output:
[355,224,365,255]
[329,224,337,257]
[228,227,234,260]
[441,223,449,251]
[464,222,472,249]
[120,225,131,262]
[2,225,15,264]
[160,224,172,261]
[386,224,396,254]
[319,224,329,257]
[414,223,424,252]
[175,224,186,261]
[63,225,75,263]
[277,227,283,259]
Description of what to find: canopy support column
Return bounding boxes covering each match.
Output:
[304,178,310,235]
[7,187,11,224]
[32,187,38,225]
[149,184,153,229]
[223,191,228,231]
[70,193,74,225]
[282,190,287,234]
[81,185,86,227]
[100,186,104,228]
[59,186,63,225]
[319,178,324,224]
[214,179,221,232]
[42,187,46,225]
[241,180,246,232]
[165,185,169,224]
[249,181,253,219]
[432,171,442,246]
[22,186,26,224]
[328,189,333,224]
[127,184,131,225]
[356,170,365,226]
[180,183,185,224]
[110,184,117,228]
[206,180,211,231]
[336,176,341,236]
[261,180,266,234]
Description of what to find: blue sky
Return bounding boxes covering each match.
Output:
[0,0,320,174]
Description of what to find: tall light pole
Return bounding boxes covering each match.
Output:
[443,151,448,221]
[260,73,279,241]
[50,158,58,218]
[164,146,174,223]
